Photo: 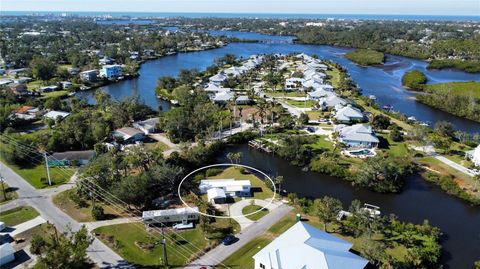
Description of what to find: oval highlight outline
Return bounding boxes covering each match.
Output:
[177,163,276,219]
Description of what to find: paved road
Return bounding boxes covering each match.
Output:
[411,145,477,177]
[0,162,132,269]
[184,203,292,269]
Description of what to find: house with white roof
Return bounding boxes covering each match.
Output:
[100,64,122,79]
[0,243,15,267]
[334,105,365,123]
[285,77,304,91]
[133,117,159,134]
[308,89,335,100]
[209,72,228,85]
[213,91,234,104]
[319,95,348,109]
[253,221,368,269]
[466,144,480,167]
[112,127,145,143]
[199,179,251,204]
[224,66,244,77]
[142,207,199,225]
[334,124,379,148]
[44,110,70,121]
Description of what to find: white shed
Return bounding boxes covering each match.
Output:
[142,207,199,225]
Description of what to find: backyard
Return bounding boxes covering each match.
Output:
[0,206,39,226]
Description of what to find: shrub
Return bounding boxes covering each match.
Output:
[205,168,223,177]
[91,205,105,220]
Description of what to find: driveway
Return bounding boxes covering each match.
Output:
[228,198,282,230]
[0,162,132,269]
[184,203,292,269]
[0,216,46,237]
[411,145,477,177]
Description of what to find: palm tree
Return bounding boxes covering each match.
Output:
[274,176,284,194]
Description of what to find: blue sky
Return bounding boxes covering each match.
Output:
[2,0,479,16]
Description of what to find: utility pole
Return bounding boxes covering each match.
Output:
[0,174,7,201]
[161,227,168,267]
[43,152,52,186]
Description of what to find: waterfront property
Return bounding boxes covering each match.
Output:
[333,105,365,123]
[142,207,199,226]
[466,144,480,167]
[252,221,368,269]
[100,64,123,79]
[112,127,145,143]
[48,150,96,167]
[133,117,159,134]
[318,95,348,110]
[199,179,251,204]
[79,70,98,82]
[334,124,379,148]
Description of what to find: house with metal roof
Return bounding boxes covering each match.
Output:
[199,179,251,204]
[48,150,96,167]
[334,124,379,148]
[43,110,70,120]
[319,95,348,109]
[253,221,368,269]
[209,72,228,85]
[112,127,145,143]
[333,105,365,123]
[0,243,16,267]
[142,207,199,226]
[133,117,159,134]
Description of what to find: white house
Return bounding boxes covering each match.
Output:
[44,110,70,120]
[133,118,159,134]
[79,70,98,81]
[209,72,228,85]
[319,95,348,109]
[112,127,145,143]
[334,105,365,123]
[335,124,379,148]
[467,145,480,167]
[253,221,368,269]
[142,207,199,225]
[199,179,251,204]
[0,243,15,267]
[308,89,335,100]
[213,91,234,104]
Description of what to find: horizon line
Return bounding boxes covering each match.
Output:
[2,10,480,17]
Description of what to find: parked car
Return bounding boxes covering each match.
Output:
[222,234,237,245]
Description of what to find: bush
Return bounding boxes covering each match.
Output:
[91,205,105,220]
[205,168,223,177]
[422,172,480,205]
[70,191,88,208]
[227,131,257,144]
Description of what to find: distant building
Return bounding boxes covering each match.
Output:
[133,118,159,134]
[14,105,39,120]
[199,179,251,204]
[40,85,59,93]
[43,110,70,121]
[253,221,368,269]
[48,150,96,167]
[142,207,199,226]
[67,67,80,75]
[334,124,379,148]
[466,145,480,167]
[99,56,114,65]
[112,127,145,143]
[100,65,122,79]
[8,83,29,96]
[61,81,73,89]
[209,72,228,85]
[318,95,348,109]
[79,70,98,82]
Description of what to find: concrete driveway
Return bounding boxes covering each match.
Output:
[229,198,282,230]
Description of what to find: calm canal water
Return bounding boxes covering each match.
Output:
[216,144,480,269]
[78,31,480,133]
[76,31,480,267]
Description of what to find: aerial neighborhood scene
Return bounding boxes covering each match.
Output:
[1,0,480,268]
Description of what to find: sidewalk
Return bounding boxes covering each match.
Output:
[0,216,46,237]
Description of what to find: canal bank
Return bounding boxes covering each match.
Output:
[215,144,480,269]
[77,31,480,133]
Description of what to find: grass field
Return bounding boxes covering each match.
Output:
[209,167,275,200]
[0,206,39,226]
[423,81,480,99]
[0,182,18,204]
[242,205,269,221]
[94,223,208,267]
[284,99,317,108]
[326,68,341,88]
[41,90,70,99]
[265,91,306,98]
[0,156,74,189]
[309,135,334,151]
[376,133,409,157]
[53,188,122,222]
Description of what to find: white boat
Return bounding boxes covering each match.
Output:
[368,95,377,100]
[362,203,381,218]
[407,116,417,122]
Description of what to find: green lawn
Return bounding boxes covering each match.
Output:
[41,90,70,99]
[326,68,341,88]
[209,167,275,200]
[0,206,39,226]
[143,141,169,152]
[423,81,480,99]
[376,133,409,157]
[284,99,317,108]
[53,188,122,222]
[220,236,271,268]
[242,205,269,221]
[309,135,334,151]
[0,182,18,204]
[94,223,208,267]
[0,156,74,189]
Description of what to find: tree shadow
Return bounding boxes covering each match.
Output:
[377,135,390,150]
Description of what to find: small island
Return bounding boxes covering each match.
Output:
[345,49,385,66]
[402,69,428,90]
[427,59,480,73]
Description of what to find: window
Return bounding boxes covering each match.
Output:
[260,263,266,269]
